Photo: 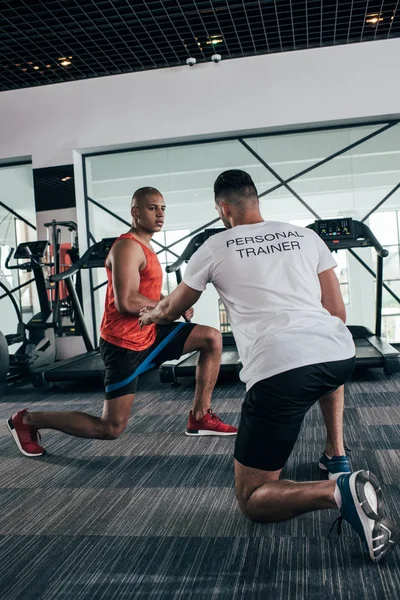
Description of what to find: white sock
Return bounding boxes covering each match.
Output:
[334,484,342,509]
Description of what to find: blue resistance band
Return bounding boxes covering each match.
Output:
[105,322,186,393]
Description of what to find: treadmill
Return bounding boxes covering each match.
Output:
[158,229,242,385]
[308,218,400,375]
[31,238,116,387]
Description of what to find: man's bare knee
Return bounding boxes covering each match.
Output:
[236,491,263,522]
[100,418,128,440]
[235,482,275,523]
[236,484,256,520]
[203,327,222,352]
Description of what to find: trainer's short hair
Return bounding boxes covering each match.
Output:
[214,170,258,205]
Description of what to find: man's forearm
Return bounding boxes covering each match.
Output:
[116,293,159,316]
[148,297,181,324]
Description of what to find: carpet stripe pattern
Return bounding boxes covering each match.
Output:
[0,369,399,599]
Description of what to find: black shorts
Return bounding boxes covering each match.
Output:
[99,322,196,399]
[234,357,356,472]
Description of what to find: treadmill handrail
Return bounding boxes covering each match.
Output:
[50,237,117,282]
[165,233,206,273]
[166,228,225,273]
[354,222,389,258]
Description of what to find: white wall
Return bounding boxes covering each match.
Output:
[0,39,399,169]
[36,207,78,243]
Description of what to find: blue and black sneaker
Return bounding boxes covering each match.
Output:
[319,453,351,479]
[333,470,399,562]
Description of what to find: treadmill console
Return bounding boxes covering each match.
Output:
[192,228,225,254]
[14,241,49,260]
[98,237,116,258]
[81,238,117,269]
[316,218,354,240]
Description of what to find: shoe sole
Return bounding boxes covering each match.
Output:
[185,430,237,436]
[6,418,44,457]
[319,462,350,480]
[350,470,399,562]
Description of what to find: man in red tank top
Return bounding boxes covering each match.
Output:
[8,187,237,457]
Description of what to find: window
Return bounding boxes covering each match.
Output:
[84,122,400,339]
[369,211,400,343]
[219,299,231,333]
[153,229,190,296]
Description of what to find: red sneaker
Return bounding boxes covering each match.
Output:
[6,409,45,457]
[186,409,238,436]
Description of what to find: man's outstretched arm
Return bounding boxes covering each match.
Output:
[139,283,202,326]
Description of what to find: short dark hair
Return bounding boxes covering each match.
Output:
[131,186,162,208]
[214,170,258,204]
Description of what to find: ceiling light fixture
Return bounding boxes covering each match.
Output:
[33,66,39,70]
[61,176,72,182]
[60,60,71,67]
[208,34,223,45]
[366,13,383,24]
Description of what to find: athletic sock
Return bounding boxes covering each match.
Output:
[334,483,342,509]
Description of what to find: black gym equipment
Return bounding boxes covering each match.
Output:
[31,237,116,387]
[0,331,9,392]
[0,241,57,385]
[158,228,242,385]
[308,218,400,375]
[44,219,81,337]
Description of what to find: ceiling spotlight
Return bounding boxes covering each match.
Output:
[33,66,39,70]
[207,35,223,45]
[366,13,383,24]
[186,57,196,66]
[46,64,51,68]
[61,176,72,182]
[60,60,71,66]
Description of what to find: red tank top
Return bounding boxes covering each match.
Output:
[100,233,163,351]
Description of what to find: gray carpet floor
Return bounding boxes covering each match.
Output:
[0,368,399,599]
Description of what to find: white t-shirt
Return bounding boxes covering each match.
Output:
[183,221,355,390]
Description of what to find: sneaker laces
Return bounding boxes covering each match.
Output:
[207,409,222,423]
[328,515,344,537]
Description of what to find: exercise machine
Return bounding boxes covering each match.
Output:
[0,241,56,385]
[308,218,400,374]
[44,219,81,337]
[31,237,116,387]
[158,228,242,385]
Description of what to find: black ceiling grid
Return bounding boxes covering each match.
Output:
[33,164,76,211]
[0,1,399,92]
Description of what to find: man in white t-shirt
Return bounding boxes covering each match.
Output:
[139,170,398,562]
